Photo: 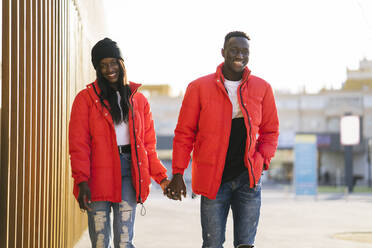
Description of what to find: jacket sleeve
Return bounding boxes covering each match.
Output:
[69,91,92,185]
[172,82,200,175]
[257,83,279,170]
[142,97,168,184]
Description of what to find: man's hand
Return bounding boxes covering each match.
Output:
[164,173,187,201]
[160,178,170,192]
[78,181,92,211]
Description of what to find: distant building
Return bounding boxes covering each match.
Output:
[147,59,372,187]
[343,58,372,91]
[140,84,172,97]
[276,59,372,186]
[276,90,371,186]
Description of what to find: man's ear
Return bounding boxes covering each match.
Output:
[221,48,225,58]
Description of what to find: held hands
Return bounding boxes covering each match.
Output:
[78,181,92,212]
[160,178,171,192]
[164,173,187,201]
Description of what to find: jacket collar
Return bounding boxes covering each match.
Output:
[215,62,251,85]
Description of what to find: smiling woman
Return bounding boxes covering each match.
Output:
[69,37,170,248]
[99,58,120,83]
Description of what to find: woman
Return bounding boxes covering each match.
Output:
[69,38,169,248]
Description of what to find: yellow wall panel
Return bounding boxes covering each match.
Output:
[0,0,97,247]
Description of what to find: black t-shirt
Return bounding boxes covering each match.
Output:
[221,117,248,184]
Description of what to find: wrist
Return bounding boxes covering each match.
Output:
[160,177,168,184]
[78,181,88,187]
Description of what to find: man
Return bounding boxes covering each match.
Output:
[165,31,279,248]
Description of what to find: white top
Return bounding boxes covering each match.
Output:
[114,92,130,146]
[224,79,243,119]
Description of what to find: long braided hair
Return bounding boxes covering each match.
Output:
[96,59,131,124]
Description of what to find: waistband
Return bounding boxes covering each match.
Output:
[118,144,131,154]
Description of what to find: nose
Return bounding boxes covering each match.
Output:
[107,64,115,73]
[236,51,244,59]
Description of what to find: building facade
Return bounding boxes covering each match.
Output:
[147,59,372,187]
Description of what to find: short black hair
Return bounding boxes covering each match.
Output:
[224,31,250,48]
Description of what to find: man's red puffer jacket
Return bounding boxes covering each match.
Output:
[172,63,279,199]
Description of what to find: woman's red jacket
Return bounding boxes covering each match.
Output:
[69,80,167,203]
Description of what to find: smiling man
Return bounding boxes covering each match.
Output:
[165,31,279,248]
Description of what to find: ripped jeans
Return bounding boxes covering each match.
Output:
[201,171,261,248]
[87,153,137,248]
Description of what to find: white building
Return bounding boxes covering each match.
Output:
[145,59,372,187]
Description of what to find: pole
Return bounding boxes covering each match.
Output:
[344,145,353,193]
[368,139,372,188]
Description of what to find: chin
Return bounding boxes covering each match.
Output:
[106,78,119,84]
[233,67,245,73]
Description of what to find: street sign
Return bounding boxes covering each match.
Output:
[294,134,318,196]
[340,115,360,145]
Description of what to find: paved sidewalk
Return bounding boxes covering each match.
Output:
[75,188,372,248]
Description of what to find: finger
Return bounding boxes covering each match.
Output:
[163,186,171,195]
[166,192,174,199]
[174,192,182,201]
[84,195,93,212]
[180,190,185,198]
[165,187,172,195]
[87,191,92,204]
[78,199,85,210]
[84,200,92,212]
[172,194,180,201]
[78,196,86,210]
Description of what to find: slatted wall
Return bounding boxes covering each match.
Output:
[0,0,94,247]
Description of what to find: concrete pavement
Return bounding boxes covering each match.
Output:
[74,187,372,248]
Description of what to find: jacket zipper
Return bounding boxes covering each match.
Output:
[92,83,143,202]
[129,90,142,203]
[238,84,256,186]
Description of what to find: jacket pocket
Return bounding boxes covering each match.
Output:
[193,135,217,166]
[252,151,264,184]
[192,163,214,195]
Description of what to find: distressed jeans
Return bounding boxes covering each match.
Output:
[87,153,137,248]
[200,171,261,248]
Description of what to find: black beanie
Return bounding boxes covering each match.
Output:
[91,38,123,70]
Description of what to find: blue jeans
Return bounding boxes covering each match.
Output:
[200,171,261,248]
[87,153,137,248]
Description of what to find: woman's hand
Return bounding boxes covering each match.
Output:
[160,178,171,192]
[78,182,93,212]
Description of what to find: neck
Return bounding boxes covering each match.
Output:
[222,65,243,81]
[109,82,120,91]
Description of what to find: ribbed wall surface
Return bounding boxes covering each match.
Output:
[0,0,94,247]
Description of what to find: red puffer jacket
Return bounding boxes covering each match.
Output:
[172,63,279,199]
[69,80,167,203]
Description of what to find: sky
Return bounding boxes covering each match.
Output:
[103,0,372,95]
